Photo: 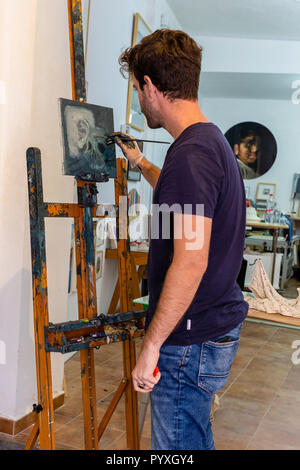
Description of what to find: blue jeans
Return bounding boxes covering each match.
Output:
[150,322,243,450]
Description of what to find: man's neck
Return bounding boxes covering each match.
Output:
[161,99,210,140]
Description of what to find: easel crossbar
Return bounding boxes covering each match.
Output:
[46,328,145,354]
[45,310,146,353]
[42,203,115,219]
[48,310,146,332]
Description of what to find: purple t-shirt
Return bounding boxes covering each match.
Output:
[146,122,248,345]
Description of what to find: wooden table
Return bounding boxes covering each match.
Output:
[246,220,289,285]
[106,249,148,313]
[133,296,300,331]
[248,308,300,329]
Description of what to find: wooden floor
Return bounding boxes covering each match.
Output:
[1,318,300,450]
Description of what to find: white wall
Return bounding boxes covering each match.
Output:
[197,36,300,74]
[0,0,73,421]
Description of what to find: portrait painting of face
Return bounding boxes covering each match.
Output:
[59,98,117,179]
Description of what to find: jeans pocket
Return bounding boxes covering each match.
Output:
[198,338,240,395]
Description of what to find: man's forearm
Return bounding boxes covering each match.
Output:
[144,259,207,348]
[137,156,161,189]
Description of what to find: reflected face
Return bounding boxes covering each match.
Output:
[236,137,259,166]
[132,74,162,129]
[226,121,277,180]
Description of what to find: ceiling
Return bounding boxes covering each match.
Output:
[166,0,300,41]
[199,72,300,100]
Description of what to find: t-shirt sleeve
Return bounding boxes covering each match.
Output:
[158,144,224,219]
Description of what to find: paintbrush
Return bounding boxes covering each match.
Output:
[106,133,170,146]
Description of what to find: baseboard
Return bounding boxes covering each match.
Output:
[0,393,65,436]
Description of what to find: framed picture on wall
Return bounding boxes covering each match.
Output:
[107,219,118,249]
[256,182,276,201]
[126,13,152,132]
[95,219,105,247]
[95,250,103,280]
[128,165,142,182]
[127,141,143,182]
[128,188,141,223]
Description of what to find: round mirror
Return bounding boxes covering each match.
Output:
[225,122,277,180]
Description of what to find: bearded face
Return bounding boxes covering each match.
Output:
[132,75,163,130]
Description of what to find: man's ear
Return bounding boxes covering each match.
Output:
[233,144,239,156]
[143,75,157,99]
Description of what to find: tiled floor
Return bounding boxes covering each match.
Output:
[1,319,300,450]
[212,320,300,450]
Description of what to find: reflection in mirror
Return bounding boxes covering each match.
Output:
[126,13,152,132]
[225,121,277,180]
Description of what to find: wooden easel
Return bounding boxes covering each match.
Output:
[24,0,145,450]
[25,151,144,451]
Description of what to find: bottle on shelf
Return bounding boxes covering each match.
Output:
[266,193,274,211]
[265,209,272,223]
[280,213,287,224]
[279,213,288,236]
[273,208,280,224]
[265,193,276,223]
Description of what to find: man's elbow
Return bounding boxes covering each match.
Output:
[191,259,208,279]
[173,255,208,279]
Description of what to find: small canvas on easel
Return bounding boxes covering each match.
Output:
[59,98,117,178]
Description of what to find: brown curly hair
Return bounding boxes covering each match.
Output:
[119,29,202,101]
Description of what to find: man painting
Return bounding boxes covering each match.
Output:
[115,29,248,450]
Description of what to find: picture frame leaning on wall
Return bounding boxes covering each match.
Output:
[256,182,277,201]
[126,13,152,132]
